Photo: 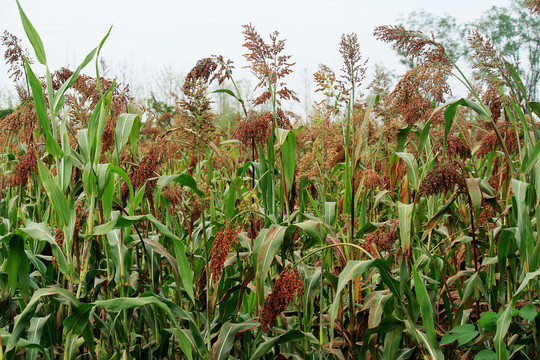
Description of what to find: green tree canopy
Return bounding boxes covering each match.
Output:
[398,0,540,99]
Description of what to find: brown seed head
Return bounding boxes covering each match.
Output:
[447,136,471,160]
[481,83,506,121]
[339,33,368,89]
[400,95,434,125]
[11,146,37,188]
[419,163,466,196]
[242,23,299,107]
[1,31,33,83]
[477,122,519,157]
[233,111,272,148]
[55,228,64,248]
[374,25,452,123]
[0,99,38,147]
[122,143,165,202]
[260,266,303,332]
[210,223,241,283]
[314,64,346,107]
[354,169,384,194]
[363,219,399,255]
[467,30,513,92]
[74,202,87,238]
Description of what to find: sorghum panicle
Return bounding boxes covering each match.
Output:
[260,266,303,332]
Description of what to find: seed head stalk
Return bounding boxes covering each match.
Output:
[200,201,212,353]
[448,55,517,176]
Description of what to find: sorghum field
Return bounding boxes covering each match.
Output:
[1,1,540,359]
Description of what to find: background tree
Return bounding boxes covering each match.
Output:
[398,0,540,99]
[472,1,540,99]
[397,10,468,67]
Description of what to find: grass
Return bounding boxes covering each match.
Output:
[0,2,539,360]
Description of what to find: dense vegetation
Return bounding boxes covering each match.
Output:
[1,1,540,359]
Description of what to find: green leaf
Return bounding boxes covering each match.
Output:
[6,234,29,299]
[522,137,540,174]
[146,237,194,303]
[88,100,108,163]
[176,329,193,360]
[6,288,80,352]
[94,295,178,325]
[279,128,296,194]
[64,303,94,336]
[77,129,90,162]
[396,153,418,190]
[26,316,50,360]
[440,324,478,346]
[25,250,46,277]
[58,114,73,192]
[421,194,456,241]
[439,98,490,159]
[494,300,514,360]
[173,240,195,303]
[398,202,414,256]
[93,214,179,241]
[212,321,259,360]
[383,323,404,360]
[395,125,410,152]
[519,304,537,321]
[251,329,304,359]
[324,201,337,228]
[37,159,71,228]
[95,26,112,94]
[212,88,238,99]
[412,267,443,359]
[478,311,499,333]
[294,220,327,245]
[110,165,134,199]
[511,179,530,265]
[102,174,114,221]
[474,349,497,360]
[466,178,483,214]
[25,60,62,157]
[16,0,47,65]
[505,61,528,99]
[114,113,140,162]
[157,174,204,197]
[513,269,540,298]
[363,292,392,329]
[329,260,376,334]
[417,120,431,156]
[302,269,321,329]
[253,225,287,308]
[20,222,68,278]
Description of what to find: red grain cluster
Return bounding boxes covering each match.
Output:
[374,26,452,125]
[1,31,32,83]
[363,219,399,255]
[419,163,466,196]
[242,23,299,107]
[260,266,303,332]
[121,144,165,202]
[447,136,471,160]
[55,228,64,248]
[477,123,519,158]
[210,223,241,283]
[11,146,37,188]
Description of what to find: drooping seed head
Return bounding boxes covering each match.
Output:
[260,266,303,332]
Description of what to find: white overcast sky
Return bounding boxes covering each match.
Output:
[0,0,510,110]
